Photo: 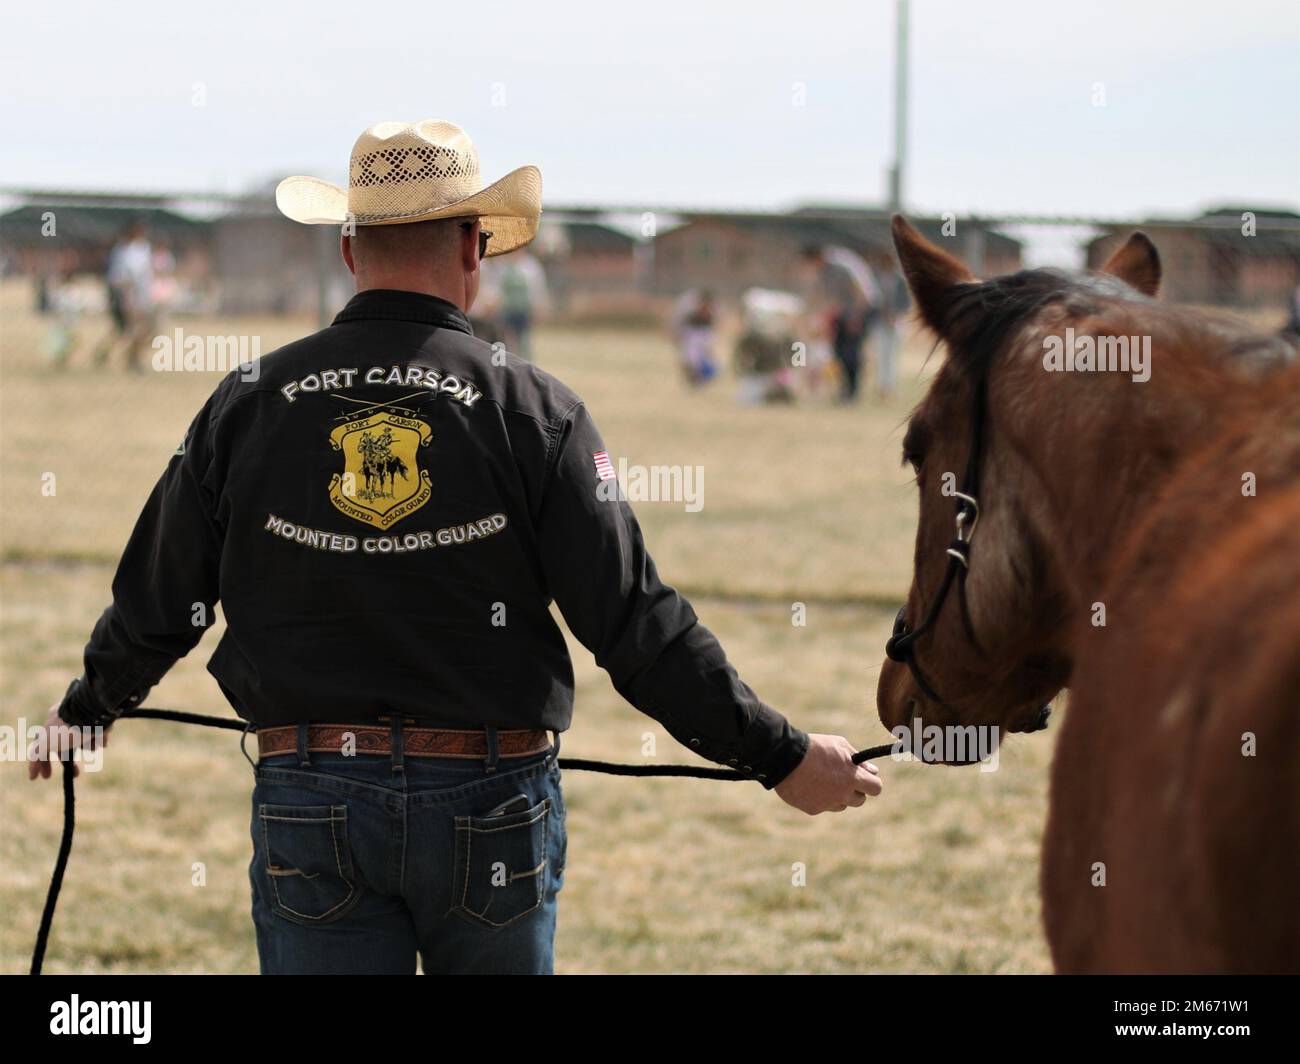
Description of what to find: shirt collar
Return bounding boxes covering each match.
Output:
[331,289,474,336]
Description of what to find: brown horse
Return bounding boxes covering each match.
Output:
[877,216,1300,973]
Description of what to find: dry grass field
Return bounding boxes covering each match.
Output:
[0,278,1056,973]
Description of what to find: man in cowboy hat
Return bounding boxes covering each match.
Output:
[30,120,882,974]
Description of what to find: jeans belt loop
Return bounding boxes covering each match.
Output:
[484,725,500,775]
[296,723,310,768]
[391,715,405,775]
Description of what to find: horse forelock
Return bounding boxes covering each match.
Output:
[932,259,1292,389]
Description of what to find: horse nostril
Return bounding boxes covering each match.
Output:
[1013,704,1052,733]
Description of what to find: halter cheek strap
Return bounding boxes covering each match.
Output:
[884,497,979,709]
[885,376,1052,734]
[885,378,988,710]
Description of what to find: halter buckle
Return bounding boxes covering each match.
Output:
[953,491,980,544]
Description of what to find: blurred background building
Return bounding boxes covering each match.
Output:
[5,189,1297,324]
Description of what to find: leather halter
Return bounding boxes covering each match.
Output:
[884,375,1051,734]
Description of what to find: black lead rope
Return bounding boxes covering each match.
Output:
[31,757,76,978]
[30,707,897,975]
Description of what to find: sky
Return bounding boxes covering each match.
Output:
[3,0,1298,223]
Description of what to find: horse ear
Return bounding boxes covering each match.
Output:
[1100,232,1161,297]
[891,214,976,336]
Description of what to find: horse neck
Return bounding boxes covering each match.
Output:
[1001,337,1267,610]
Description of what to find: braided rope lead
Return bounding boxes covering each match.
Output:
[30,757,76,976]
[30,708,898,974]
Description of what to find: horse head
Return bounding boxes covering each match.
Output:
[876,215,1174,748]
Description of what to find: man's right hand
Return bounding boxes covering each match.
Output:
[775,733,882,815]
[27,701,106,781]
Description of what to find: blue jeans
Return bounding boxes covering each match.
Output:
[248,742,566,974]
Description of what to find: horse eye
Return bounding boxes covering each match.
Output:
[901,421,928,474]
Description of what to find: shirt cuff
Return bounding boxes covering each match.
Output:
[739,706,810,789]
[57,676,117,727]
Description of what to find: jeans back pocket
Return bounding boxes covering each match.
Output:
[258,803,360,925]
[451,797,551,929]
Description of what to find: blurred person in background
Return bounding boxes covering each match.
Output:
[35,247,83,368]
[497,250,547,362]
[800,243,876,402]
[95,221,155,372]
[871,265,908,400]
[734,287,801,404]
[44,270,84,369]
[1282,282,1300,346]
[671,286,719,386]
[93,232,131,364]
[151,238,178,313]
[466,253,503,346]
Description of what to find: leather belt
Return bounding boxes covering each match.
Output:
[257,723,551,761]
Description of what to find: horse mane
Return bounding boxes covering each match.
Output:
[932,266,1296,387]
[929,269,1093,378]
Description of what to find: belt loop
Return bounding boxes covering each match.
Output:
[391,715,405,776]
[549,729,561,764]
[296,723,310,767]
[484,725,499,775]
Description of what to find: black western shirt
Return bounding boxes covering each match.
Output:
[58,289,809,786]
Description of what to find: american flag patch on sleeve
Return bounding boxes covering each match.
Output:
[593,451,617,481]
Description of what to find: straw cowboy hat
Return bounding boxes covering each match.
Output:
[275,120,542,257]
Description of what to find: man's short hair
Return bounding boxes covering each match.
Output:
[800,243,824,261]
[350,217,464,265]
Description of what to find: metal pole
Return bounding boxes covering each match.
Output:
[888,0,910,212]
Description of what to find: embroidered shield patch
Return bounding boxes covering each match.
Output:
[327,409,433,529]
